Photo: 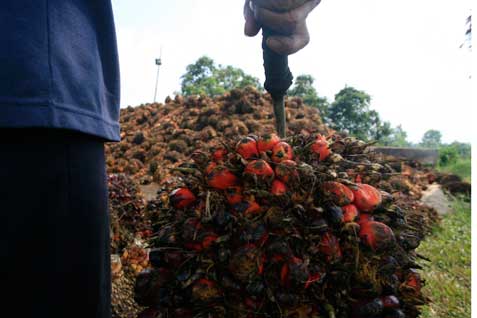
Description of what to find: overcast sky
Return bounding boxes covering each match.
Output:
[111,0,473,144]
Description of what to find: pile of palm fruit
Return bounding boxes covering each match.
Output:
[105,87,328,185]
[134,132,430,318]
[109,174,151,318]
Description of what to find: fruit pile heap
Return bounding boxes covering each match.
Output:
[109,173,152,254]
[105,87,328,184]
[109,174,151,318]
[135,133,429,318]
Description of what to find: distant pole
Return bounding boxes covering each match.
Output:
[153,47,163,103]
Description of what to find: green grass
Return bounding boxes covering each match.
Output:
[417,197,471,317]
[438,158,472,182]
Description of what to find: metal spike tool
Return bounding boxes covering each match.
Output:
[262,28,293,138]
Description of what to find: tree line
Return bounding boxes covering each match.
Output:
[180,56,470,155]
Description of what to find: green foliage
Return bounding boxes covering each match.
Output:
[379,125,410,147]
[327,86,392,141]
[288,74,329,117]
[439,145,459,166]
[438,142,471,181]
[181,56,262,97]
[448,141,471,158]
[438,158,472,183]
[420,129,442,148]
[418,198,471,318]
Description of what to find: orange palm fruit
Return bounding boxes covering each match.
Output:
[212,148,228,162]
[404,269,422,293]
[271,141,294,163]
[236,136,259,159]
[225,185,244,205]
[319,232,342,262]
[359,221,396,252]
[342,204,359,222]
[244,159,274,179]
[322,181,355,206]
[358,213,374,224]
[205,161,217,175]
[207,165,238,190]
[271,179,287,196]
[169,188,196,209]
[243,200,261,216]
[274,160,298,183]
[352,183,382,212]
[257,133,281,152]
[311,134,331,161]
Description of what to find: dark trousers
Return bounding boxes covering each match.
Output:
[0,129,111,318]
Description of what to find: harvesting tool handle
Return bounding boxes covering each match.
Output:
[262,28,294,99]
[262,27,293,138]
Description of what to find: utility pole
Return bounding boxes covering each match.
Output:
[153,47,163,103]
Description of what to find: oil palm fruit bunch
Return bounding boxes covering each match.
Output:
[109,174,152,254]
[136,133,429,317]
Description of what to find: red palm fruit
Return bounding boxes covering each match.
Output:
[352,184,382,212]
[359,221,396,252]
[212,148,228,162]
[225,185,244,205]
[169,188,196,209]
[207,165,238,190]
[191,278,221,303]
[201,234,218,249]
[322,181,355,206]
[243,200,261,216]
[404,269,422,293]
[280,257,309,288]
[257,133,281,152]
[342,204,359,222]
[355,174,363,183]
[236,136,259,159]
[271,141,293,163]
[244,159,274,179]
[380,295,400,309]
[280,262,289,286]
[257,254,267,275]
[271,179,287,195]
[274,160,298,183]
[205,161,217,175]
[358,213,374,224]
[305,272,322,289]
[311,134,331,161]
[319,232,342,262]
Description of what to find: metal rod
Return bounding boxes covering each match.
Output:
[153,64,160,103]
[272,96,286,138]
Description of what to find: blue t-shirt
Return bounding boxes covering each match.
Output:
[0,0,120,141]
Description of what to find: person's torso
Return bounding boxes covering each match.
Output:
[0,0,120,141]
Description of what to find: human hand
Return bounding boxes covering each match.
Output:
[244,0,321,55]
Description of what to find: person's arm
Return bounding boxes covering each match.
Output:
[244,0,321,55]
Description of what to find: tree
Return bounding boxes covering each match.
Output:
[288,74,329,118]
[379,125,410,147]
[327,86,391,141]
[180,56,262,96]
[420,130,442,148]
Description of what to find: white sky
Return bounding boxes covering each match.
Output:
[111,0,473,144]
